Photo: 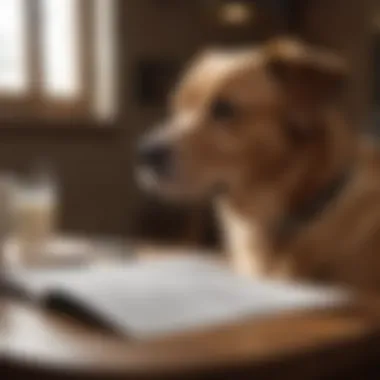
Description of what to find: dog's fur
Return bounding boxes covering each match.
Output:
[138,38,380,293]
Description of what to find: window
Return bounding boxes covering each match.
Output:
[0,0,117,123]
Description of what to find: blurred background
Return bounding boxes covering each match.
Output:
[0,0,375,250]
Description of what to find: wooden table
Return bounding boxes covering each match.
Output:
[3,301,380,379]
[2,242,380,379]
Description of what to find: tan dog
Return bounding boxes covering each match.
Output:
[137,38,380,293]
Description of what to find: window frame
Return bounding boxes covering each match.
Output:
[0,0,119,128]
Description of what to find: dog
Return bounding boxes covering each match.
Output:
[137,38,380,293]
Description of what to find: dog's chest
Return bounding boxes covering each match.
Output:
[216,199,267,277]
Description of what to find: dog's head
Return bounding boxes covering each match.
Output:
[137,38,348,201]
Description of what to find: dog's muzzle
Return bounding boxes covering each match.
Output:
[137,138,174,179]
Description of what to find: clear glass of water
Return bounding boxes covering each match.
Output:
[0,174,15,269]
[11,166,58,266]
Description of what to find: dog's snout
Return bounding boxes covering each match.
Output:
[138,139,173,176]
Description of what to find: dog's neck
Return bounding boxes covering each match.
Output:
[225,112,357,242]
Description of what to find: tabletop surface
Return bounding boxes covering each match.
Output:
[2,241,380,379]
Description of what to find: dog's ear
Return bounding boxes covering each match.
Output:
[265,38,348,136]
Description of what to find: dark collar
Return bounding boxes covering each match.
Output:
[273,169,351,244]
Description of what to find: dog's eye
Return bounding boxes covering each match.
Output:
[210,99,236,122]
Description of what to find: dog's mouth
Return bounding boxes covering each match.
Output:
[136,165,199,203]
[136,136,228,200]
[136,136,179,192]
[136,163,228,203]
[136,164,176,192]
[136,156,185,200]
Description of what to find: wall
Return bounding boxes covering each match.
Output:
[300,0,374,126]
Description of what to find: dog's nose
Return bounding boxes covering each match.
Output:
[138,140,173,177]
